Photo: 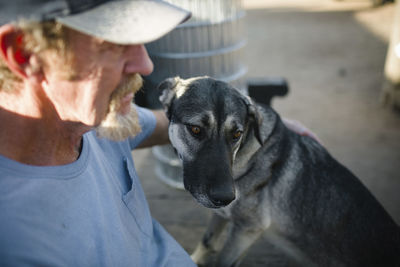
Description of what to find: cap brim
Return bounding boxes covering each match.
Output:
[57,0,190,45]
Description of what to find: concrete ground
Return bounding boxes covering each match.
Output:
[133,1,400,266]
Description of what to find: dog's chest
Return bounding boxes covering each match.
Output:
[214,204,233,219]
[212,190,248,219]
[213,191,271,228]
[213,195,251,219]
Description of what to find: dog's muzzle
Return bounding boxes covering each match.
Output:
[185,179,236,208]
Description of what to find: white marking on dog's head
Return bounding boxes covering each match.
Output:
[169,124,197,162]
[232,145,240,162]
[175,76,209,98]
[222,115,244,162]
[184,111,215,128]
[224,115,238,128]
[168,110,217,165]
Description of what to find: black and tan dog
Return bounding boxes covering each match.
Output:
[158,76,400,267]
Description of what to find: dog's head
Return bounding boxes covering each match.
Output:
[158,76,263,208]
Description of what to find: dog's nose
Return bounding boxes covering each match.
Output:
[208,186,236,207]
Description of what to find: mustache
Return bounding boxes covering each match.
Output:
[108,73,143,112]
[94,73,143,142]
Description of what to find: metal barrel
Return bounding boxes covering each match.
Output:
[146,0,246,189]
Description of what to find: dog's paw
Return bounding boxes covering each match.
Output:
[191,243,218,266]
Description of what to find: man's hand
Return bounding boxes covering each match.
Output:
[282,118,322,144]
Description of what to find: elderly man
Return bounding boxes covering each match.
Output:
[0,0,197,266]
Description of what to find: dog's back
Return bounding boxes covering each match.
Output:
[257,104,400,266]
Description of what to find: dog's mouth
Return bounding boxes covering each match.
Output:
[185,183,236,209]
[191,192,232,209]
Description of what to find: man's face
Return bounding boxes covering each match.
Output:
[40,28,153,140]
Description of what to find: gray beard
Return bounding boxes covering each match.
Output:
[95,102,141,142]
[94,73,143,142]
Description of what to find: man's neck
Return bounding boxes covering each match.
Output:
[0,88,89,166]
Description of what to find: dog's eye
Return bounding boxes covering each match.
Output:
[189,125,201,136]
[233,130,243,141]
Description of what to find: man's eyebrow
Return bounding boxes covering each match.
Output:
[97,40,125,52]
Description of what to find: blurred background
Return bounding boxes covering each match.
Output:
[134,0,400,265]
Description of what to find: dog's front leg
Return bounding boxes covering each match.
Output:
[191,213,229,266]
[216,224,264,267]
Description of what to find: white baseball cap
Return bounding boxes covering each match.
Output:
[0,0,191,45]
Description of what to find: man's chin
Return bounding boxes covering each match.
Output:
[95,103,141,142]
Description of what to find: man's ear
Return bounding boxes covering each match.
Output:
[0,25,35,79]
[158,77,180,120]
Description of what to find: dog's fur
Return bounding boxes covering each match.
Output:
[159,76,400,267]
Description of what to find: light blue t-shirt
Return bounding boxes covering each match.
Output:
[0,106,196,267]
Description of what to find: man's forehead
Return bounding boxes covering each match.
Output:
[66,28,124,54]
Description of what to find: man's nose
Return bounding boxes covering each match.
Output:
[123,44,154,76]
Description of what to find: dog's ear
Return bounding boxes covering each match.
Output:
[158,77,180,119]
[242,95,264,145]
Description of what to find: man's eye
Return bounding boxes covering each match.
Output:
[233,130,242,141]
